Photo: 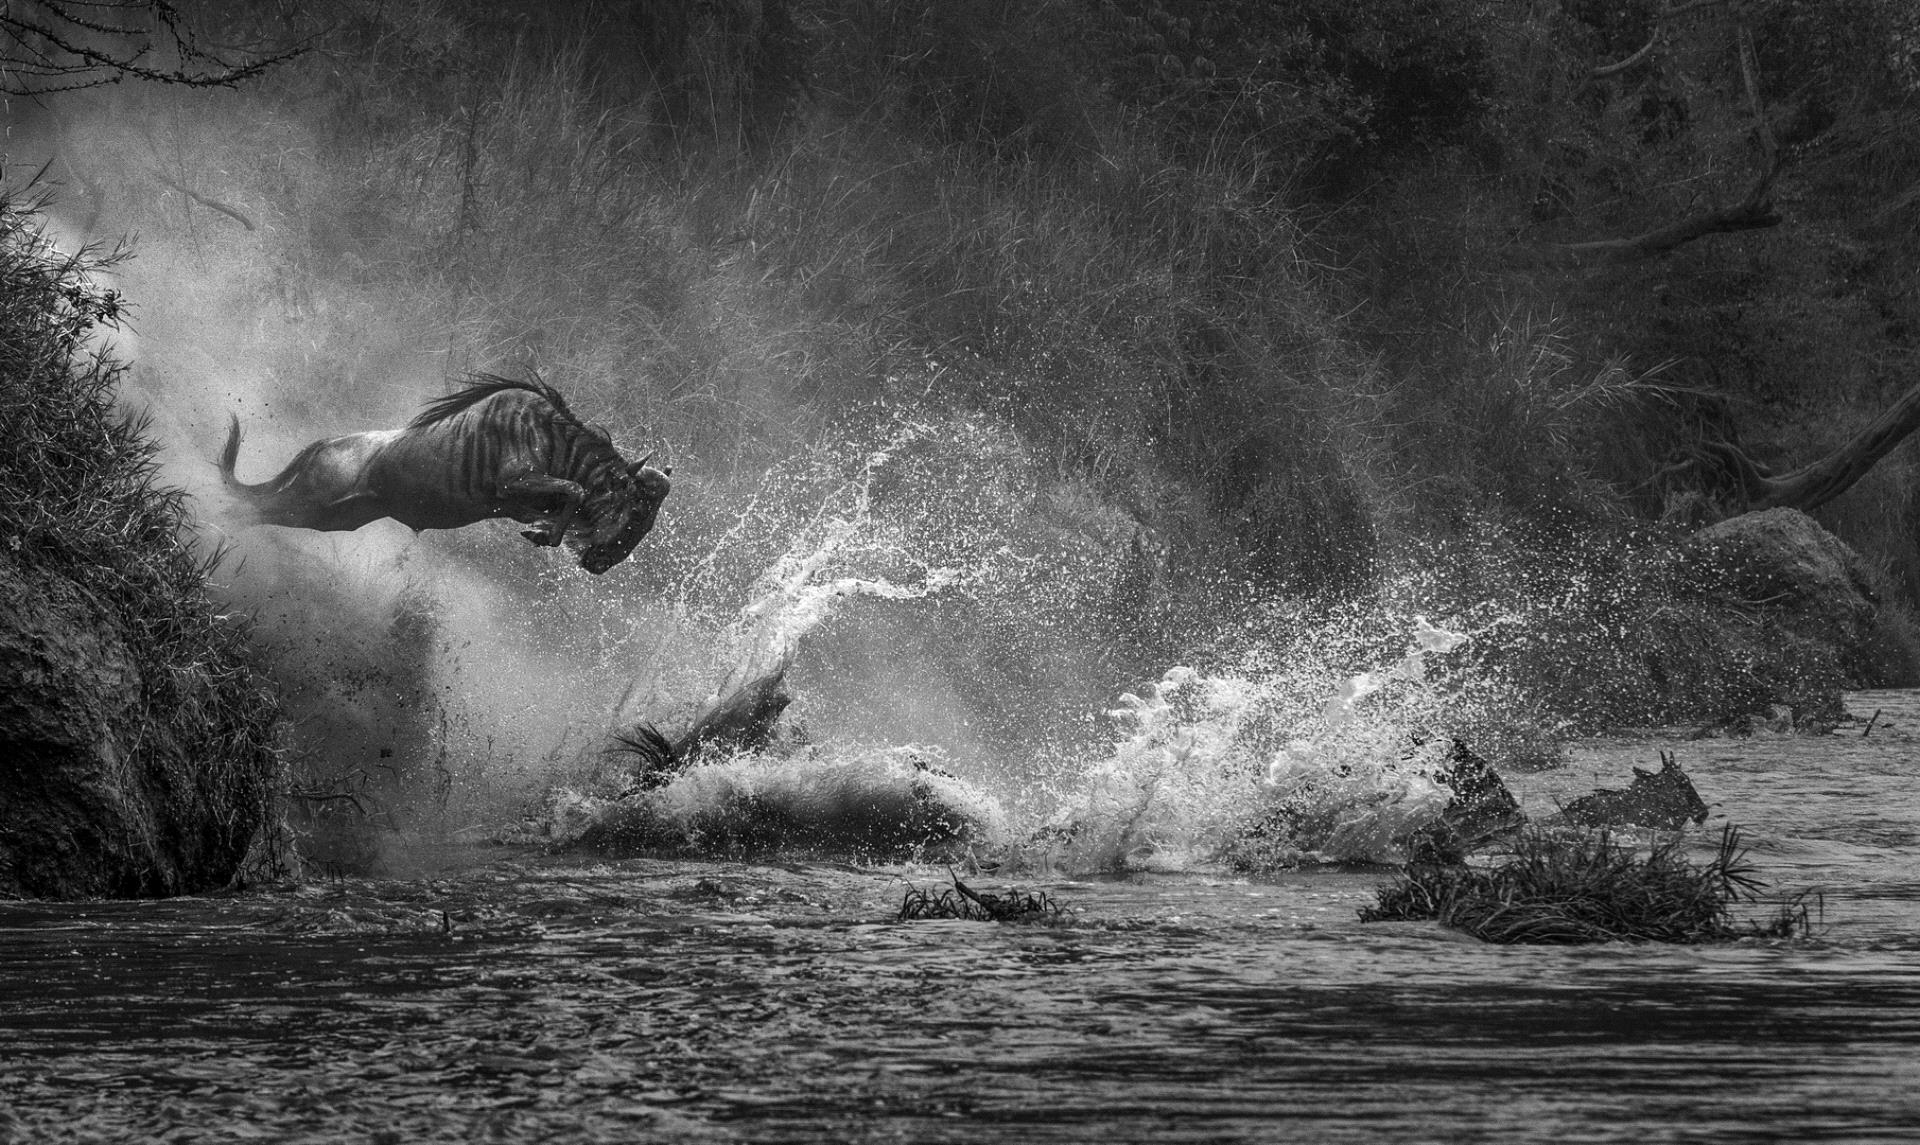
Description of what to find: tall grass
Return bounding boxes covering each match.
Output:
[0,189,283,893]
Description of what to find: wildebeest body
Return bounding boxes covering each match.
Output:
[1559,751,1710,830]
[220,376,671,574]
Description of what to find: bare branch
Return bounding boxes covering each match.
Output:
[0,1,305,95]
[1590,0,1734,79]
[1593,36,1657,79]
[1735,23,1779,176]
[148,167,255,231]
[1657,0,1732,17]
[1555,191,1779,266]
[1666,383,1920,515]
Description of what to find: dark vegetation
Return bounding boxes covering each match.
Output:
[0,191,282,895]
[899,872,1063,923]
[1362,825,1818,944]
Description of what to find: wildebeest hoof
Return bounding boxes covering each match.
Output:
[521,528,558,546]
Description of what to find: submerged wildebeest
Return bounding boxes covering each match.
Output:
[1558,751,1711,830]
[219,374,671,574]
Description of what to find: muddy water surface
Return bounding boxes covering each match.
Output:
[4,693,1920,1143]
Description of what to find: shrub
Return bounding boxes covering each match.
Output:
[1361,825,1817,943]
[0,189,284,891]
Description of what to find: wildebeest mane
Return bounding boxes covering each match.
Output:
[407,373,612,449]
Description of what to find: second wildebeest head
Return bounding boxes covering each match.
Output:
[1559,751,1710,830]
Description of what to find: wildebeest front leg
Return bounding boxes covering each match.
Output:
[496,473,586,546]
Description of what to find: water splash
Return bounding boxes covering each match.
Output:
[1033,615,1478,872]
[611,421,989,731]
[561,425,1013,858]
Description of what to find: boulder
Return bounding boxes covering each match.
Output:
[1688,508,1878,650]
[1678,507,1879,725]
[0,553,275,898]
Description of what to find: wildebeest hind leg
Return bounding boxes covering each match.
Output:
[267,492,389,532]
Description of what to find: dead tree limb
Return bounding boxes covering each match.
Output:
[1671,382,1920,514]
[1735,23,1779,177]
[1542,0,1783,266]
[1593,36,1657,78]
[149,168,256,230]
[1589,0,1730,77]
[1554,193,1780,265]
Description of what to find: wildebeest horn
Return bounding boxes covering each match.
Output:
[630,456,652,474]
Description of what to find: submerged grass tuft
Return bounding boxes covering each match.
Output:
[1361,825,1818,944]
[899,872,1064,924]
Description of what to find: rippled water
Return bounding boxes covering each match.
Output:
[5,693,1920,1143]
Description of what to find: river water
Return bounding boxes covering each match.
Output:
[4,691,1919,1144]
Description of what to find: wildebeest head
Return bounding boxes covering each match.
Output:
[1560,750,1710,829]
[1628,753,1710,826]
[572,459,672,575]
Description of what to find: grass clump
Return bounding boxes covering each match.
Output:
[0,189,284,894]
[1360,826,1817,944]
[899,872,1063,924]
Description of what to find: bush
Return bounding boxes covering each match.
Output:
[1361,825,1816,943]
[0,189,284,892]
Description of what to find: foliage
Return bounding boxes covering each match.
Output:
[0,188,283,891]
[1092,0,1504,191]
[1362,825,1817,944]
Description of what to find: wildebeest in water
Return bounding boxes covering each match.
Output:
[1558,751,1711,830]
[219,374,671,574]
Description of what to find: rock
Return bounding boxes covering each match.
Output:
[1679,507,1880,725]
[0,553,276,898]
[1688,508,1877,650]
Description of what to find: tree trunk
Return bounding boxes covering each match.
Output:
[1675,382,1920,514]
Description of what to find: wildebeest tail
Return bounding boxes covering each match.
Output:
[218,414,309,499]
[218,414,247,490]
[217,414,303,518]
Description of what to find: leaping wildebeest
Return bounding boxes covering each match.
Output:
[219,374,672,574]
